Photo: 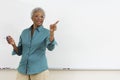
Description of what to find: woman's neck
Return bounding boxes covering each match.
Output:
[33,24,39,29]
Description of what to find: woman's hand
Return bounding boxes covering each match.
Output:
[6,36,18,53]
[6,36,15,45]
[50,20,59,32]
[49,20,59,41]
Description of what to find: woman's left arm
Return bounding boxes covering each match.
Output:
[47,20,59,51]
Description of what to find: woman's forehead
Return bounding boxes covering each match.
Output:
[33,11,44,15]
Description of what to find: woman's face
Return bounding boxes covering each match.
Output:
[32,11,45,27]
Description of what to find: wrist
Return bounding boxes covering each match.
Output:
[50,29,54,32]
[11,42,15,46]
[50,36,54,42]
[50,31,54,36]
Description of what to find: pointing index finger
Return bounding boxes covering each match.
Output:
[54,20,59,25]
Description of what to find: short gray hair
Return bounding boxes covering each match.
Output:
[31,7,45,18]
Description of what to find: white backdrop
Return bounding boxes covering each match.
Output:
[0,0,120,70]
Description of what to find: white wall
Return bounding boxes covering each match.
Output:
[0,70,120,80]
[0,0,120,70]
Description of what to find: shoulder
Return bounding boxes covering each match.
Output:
[42,27,50,34]
[21,27,30,35]
[40,27,50,37]
[43,27,49,31]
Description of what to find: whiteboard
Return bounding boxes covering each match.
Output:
[0,0,120,70]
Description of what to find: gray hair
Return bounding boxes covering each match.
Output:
[31,7,45,18]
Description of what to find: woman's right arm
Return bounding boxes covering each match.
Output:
[11,43,18,53]
[6,36,18,52]
[6,36,22,55]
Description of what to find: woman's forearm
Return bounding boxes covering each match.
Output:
[12,44,18,53]
[50,31,54,42]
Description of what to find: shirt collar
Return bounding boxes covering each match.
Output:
[29,25,43,32]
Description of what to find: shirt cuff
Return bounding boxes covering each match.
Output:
[12,50,17,55]
[49,39,57,45]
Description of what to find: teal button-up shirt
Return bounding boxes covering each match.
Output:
[12,25,56,75]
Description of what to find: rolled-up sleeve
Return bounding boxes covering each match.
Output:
[46,35,57,51]
[12,36,22,56]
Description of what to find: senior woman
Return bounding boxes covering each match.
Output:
[6,7,59,80]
